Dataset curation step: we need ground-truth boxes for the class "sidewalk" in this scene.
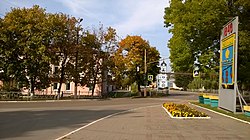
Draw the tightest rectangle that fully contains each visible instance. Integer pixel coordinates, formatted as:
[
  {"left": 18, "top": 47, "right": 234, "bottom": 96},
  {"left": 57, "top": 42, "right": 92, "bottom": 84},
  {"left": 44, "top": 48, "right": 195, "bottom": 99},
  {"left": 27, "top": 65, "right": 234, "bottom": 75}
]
[{"left": 61, "top": 102, "right": 250, "bottom": 140}]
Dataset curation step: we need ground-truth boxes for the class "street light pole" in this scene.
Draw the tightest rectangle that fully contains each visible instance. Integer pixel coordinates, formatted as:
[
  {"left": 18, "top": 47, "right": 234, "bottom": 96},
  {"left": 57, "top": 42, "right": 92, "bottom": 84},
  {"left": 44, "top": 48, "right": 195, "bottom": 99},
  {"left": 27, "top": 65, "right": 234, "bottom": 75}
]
[{"left": 144, "top": 49, "right": 147, "bottom": 97}]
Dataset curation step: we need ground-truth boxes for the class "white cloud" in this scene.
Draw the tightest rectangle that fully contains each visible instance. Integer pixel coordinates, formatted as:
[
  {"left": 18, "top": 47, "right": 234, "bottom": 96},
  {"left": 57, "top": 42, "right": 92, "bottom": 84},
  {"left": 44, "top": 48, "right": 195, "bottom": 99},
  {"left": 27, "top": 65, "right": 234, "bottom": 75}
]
[
  {"left": 57, "top": 0, "right": 100, "bottom": 19},
  {"left": 57, "top": 0, "right": 169, "bottom": 37},
  {"left": 113, "top": 0, "right": 169, "bottom": 37}
]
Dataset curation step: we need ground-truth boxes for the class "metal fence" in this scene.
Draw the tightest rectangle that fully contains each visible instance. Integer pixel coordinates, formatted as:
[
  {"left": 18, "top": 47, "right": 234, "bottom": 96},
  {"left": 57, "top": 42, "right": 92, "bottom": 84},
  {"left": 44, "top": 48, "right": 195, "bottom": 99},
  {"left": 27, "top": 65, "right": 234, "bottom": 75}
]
[{"left": 0, "top": 91, "right": 101, "bottom": 101}]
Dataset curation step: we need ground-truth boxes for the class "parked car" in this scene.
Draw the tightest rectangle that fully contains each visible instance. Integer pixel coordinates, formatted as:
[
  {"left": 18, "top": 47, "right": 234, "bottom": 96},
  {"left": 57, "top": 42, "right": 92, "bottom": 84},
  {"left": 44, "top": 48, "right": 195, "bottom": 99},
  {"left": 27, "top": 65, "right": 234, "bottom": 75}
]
[{"left": 170, "top": 83, "right": 184, "bottom": 91}]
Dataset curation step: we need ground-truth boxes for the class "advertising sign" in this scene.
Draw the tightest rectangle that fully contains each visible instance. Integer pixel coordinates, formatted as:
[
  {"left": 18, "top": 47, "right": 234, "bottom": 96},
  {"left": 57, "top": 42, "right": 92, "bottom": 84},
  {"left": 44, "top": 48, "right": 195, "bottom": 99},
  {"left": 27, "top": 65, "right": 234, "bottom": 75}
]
[
  {"left": 221, "top": 34, "right": 235, "bottom": 87},
  {"left": 219, "top": 17, "right": 238, "bottom": 113}
]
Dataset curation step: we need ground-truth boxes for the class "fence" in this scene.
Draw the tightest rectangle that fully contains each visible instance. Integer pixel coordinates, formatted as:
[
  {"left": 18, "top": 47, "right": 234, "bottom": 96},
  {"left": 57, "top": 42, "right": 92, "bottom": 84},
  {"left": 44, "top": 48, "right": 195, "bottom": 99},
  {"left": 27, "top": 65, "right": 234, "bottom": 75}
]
[{"left": 0, "top": 91, "right": 101, "bottom": 101}]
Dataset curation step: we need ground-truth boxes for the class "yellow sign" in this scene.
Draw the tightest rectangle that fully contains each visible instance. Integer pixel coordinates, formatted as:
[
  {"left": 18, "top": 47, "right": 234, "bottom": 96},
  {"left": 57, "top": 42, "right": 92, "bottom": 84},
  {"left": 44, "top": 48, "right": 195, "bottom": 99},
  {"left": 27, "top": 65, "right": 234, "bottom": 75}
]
[
  {"left": 222, "top": 34, "right": 235, "bottom": 49},
  {"left": 220, "top": 34, "right": 235, "bottom": 86}
]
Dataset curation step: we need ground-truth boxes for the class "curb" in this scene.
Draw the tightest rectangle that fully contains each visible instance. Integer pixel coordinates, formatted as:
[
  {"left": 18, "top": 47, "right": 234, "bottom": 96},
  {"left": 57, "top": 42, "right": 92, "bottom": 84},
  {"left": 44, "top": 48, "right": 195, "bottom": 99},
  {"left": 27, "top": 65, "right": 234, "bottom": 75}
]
[
  {"left": 189, "top": 102, "right": 250, "bottom": 125},
  {"left": 162, "top": 105, "right": 211, "bottom": 119}
]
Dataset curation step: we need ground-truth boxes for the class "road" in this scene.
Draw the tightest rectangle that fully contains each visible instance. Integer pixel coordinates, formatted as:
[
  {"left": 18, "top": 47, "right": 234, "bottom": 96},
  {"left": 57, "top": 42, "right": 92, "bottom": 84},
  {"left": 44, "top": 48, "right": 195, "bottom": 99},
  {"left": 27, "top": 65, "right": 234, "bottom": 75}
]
[
  {"left": 0, "top": 90, "right": 191, "bottom": 140},
  {"left": 1, "top": 91, "right": 249, "bottom": 140}
]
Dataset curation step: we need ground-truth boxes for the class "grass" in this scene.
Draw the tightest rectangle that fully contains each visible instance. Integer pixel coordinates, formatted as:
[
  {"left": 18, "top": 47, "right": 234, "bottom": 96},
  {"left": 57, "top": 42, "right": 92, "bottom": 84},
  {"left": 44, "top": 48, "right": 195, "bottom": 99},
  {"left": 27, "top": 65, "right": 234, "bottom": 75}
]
[{"left": 191, "top": 102, "right": 250, "bottom": 122}]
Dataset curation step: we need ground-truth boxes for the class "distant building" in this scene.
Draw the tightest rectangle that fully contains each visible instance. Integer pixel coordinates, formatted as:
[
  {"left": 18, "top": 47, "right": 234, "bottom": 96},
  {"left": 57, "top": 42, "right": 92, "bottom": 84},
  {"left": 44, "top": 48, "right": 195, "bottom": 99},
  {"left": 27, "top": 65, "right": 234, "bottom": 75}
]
[{"left": 159, "top": 61, "right": 167, "bottom": 73}]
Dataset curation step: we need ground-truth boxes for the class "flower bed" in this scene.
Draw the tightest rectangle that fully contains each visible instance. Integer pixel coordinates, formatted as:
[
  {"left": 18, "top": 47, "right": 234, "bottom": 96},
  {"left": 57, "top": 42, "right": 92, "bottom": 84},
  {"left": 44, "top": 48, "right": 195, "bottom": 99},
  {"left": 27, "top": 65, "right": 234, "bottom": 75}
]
[{"left": 162, "top": 102, "right": 210, "bottom": 119}]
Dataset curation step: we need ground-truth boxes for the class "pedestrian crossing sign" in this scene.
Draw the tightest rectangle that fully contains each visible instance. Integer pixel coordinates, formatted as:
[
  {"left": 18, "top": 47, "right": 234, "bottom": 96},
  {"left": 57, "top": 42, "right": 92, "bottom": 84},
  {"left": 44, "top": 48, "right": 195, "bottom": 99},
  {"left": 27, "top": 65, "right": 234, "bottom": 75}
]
[
  {"left": 193, "top": 70, "right": 200, "bottom": 77},
  {"left": 148, "top": 75, "right": 153, "bottom": 81}
]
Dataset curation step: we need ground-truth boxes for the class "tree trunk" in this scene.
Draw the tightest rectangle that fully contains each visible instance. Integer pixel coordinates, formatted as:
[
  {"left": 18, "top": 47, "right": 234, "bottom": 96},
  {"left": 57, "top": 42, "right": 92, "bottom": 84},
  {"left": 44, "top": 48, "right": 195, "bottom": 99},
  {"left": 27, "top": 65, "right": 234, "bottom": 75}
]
[
  {"left": 137, "top": 81, "right": 142, "bottom": 96},
  {"left": 74, "top": 51, "right": 78, "bottom": 99},
  {"left": 91, "top": 70, "right": 98, "bottom": 97},
  {"left": 58, "top": 56, "right": 67, "bottom": 100},
  {"left": 31, "top": 77, "right": 35, "bottom": 96}
]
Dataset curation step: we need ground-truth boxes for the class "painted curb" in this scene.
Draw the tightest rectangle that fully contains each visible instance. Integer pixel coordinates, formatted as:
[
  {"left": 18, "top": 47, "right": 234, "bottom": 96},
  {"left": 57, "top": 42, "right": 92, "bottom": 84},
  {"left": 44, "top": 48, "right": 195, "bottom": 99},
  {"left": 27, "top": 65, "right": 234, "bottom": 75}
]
[{"left": 189, "top": 102, "right": 250, "bottom": 125}]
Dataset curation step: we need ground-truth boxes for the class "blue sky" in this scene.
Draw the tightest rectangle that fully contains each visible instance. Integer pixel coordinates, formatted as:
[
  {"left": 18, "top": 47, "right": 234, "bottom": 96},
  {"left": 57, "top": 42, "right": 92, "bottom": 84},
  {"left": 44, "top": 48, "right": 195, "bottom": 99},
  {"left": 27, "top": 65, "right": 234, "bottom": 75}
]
[{"left": 0, "top": 0, "right": 172, "bottom": 70}]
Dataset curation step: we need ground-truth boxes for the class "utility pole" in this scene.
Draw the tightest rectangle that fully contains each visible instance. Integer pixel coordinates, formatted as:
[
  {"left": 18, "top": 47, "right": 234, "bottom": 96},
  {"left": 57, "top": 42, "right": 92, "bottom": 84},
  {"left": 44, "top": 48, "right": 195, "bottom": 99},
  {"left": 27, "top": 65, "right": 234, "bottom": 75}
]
[{"left": 144, "top": 49, "right": 147, "bottom": 97}]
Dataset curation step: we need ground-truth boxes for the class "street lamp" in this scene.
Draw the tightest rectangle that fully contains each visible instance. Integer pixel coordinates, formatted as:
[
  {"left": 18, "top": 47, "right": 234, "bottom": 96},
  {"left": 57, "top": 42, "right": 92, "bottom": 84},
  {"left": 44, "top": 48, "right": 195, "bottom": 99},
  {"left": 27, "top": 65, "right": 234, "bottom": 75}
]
[{"left": 144, "top": 49, "right": 147, "bottom": 97}]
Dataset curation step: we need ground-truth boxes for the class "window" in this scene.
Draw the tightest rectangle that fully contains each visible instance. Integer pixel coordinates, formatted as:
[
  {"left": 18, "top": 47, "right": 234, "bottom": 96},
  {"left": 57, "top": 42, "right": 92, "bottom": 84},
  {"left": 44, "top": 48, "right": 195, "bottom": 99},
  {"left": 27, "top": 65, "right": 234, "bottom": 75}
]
[
  {"left": 66, "top": 82, "right": 70, "bottom": 90},
  {"left": 53, "top": 83, "right": 58, "bottom": 90}
]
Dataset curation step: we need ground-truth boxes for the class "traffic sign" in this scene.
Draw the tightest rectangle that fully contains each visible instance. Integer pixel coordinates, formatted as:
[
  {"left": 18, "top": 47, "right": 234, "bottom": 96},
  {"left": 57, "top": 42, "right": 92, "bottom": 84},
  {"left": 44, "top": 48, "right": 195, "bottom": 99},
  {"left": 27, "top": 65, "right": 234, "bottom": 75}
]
[
  {"left": 148, "top": 75, "right": 153, "bottom": 81},
  {"left": 193, "top": 70, "right": 200, "bottom": 77}
]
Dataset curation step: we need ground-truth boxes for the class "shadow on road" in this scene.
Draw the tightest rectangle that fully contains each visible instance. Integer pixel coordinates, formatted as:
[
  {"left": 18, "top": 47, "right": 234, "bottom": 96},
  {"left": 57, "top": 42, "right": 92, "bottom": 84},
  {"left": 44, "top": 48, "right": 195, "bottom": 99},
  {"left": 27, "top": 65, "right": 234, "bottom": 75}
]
[{"left": 0, "top": 109, "right": 132, "bottom": 139}]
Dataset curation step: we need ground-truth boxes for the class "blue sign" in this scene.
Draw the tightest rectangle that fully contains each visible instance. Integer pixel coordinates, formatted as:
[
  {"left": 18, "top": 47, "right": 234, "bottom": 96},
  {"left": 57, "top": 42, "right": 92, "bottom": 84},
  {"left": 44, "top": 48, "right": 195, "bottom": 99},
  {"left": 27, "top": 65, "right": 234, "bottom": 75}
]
[{"left": 221, "top": 34, "right": 235, "bottom": 86}]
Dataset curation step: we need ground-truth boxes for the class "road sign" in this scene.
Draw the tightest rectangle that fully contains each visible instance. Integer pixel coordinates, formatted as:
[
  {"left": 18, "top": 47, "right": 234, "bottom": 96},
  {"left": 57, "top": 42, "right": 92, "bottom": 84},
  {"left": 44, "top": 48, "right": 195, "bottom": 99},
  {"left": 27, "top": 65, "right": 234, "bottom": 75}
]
[
  {"left": 193, "top": 70, "right": 200, "bottom": 77},
  {"left": 148, "top": 75, "right": 153, "bottom": 81}
]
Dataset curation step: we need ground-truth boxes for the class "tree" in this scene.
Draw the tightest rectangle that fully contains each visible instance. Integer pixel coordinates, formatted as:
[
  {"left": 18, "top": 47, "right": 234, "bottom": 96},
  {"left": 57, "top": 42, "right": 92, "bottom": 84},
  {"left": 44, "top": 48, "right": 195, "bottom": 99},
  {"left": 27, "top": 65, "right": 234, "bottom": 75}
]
[
  {"left": 80, "top": 25, "right": 119, "bottom": 97},
  {"left": 81, "top": 31, "right": 102, "bottom": 97},
  {"left": 0, "top": 5, "right": 51, "bottom": 93},
  {"left": 48, "top": 13, "right": 80, "bottom": 98},
  {"left": 113, "top": 35, "right": 160, "bottom": 95},
  {"left": 164, "top": 0, "right": 250, "bottom": 90}
]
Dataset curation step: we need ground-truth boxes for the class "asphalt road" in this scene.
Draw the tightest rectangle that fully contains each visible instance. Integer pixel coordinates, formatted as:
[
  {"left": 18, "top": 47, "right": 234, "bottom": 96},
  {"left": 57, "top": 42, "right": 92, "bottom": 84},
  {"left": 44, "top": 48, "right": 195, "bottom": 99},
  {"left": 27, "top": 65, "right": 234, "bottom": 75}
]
[{"left": 0, "top": 91, "right": 198, "bottom": 140}]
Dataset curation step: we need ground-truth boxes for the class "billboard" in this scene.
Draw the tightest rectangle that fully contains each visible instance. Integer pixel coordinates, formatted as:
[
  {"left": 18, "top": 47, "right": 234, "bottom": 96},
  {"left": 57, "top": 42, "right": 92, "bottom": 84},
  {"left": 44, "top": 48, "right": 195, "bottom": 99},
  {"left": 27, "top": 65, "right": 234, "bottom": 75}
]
[{"left": 219, "top": 17, "right": 238, "bottom": 112}]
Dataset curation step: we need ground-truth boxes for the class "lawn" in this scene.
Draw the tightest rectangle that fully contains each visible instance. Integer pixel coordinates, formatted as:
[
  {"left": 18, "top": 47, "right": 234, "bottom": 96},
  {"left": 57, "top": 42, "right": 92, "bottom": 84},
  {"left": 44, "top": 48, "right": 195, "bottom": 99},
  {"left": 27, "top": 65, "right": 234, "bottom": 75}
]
[{"left": 191, "top": 102, "right": 250, "bottom": 122}]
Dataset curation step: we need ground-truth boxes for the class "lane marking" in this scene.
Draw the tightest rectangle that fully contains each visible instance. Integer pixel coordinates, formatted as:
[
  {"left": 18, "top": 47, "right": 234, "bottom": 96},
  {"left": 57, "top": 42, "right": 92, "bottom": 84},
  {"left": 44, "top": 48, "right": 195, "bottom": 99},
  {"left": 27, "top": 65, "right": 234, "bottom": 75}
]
[
  {"left": 55, "top": 104, "right": 160, "bottom": 140},
  {"left": 190, "top": 103, "right": 250, "bottom": 125}
]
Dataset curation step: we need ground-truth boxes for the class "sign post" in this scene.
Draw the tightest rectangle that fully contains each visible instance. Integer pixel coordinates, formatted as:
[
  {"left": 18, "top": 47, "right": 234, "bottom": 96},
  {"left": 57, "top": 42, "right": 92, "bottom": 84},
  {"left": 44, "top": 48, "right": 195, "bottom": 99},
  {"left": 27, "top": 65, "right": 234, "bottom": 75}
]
[{"left": 219, "top": 17, "right": 238, "bottom": 113}]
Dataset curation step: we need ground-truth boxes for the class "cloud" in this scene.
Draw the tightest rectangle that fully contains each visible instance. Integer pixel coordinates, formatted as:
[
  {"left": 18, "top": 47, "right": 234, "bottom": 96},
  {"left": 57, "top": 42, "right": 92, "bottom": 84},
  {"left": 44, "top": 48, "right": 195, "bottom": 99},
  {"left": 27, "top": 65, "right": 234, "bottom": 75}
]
[
  {"left": 57, "top": 0, "right": 169, "bottom": 37},
  {"left": 57, "top": 0, "right": 101, "bottom": 19},
  {"left": 112, "top": 0, "right": 169, "bottom": 37}
]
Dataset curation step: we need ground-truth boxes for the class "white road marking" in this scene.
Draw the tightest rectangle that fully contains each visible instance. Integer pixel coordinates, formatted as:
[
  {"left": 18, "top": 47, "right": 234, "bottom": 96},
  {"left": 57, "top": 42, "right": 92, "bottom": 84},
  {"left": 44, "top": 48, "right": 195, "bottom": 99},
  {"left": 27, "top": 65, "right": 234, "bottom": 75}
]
[
  {"left": 190, "top": 103, "right": 250, "bottom": 125},
  {"left": 55, "top": 104, "right": 160, "bottom": 140}
]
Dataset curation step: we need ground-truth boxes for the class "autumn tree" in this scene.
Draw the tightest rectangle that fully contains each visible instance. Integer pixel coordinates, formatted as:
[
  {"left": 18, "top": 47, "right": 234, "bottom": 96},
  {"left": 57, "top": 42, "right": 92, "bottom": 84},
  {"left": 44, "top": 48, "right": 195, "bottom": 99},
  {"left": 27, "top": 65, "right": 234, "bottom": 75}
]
[
  {"left": 113, "top": 36, "right": 160, "bottom": 95},
  {"left": 48, "top": 13, "right": 81, "bottom": 99},
  {"left": 80, "top": 31, "right": 102, "bottom": 96},
  {"left": 79, "top": 25, "right": 118, "bottom": 97}
]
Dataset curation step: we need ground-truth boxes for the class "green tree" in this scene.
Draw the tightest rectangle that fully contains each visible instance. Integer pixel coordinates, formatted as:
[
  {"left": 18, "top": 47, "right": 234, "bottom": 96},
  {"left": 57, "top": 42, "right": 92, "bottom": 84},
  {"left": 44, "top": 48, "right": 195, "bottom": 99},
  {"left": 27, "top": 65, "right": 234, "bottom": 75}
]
[
  {"left": 164, "top": 0, "right": 250, "bottom": 90},
  {"left": 0, "top": 5, "right": 51, "bottom": 93},
  {"left": 81, "top": 31, "right": 102, "bottom": 96},
  {"left": 48, "top": 13, "right": 80, "bottom": 98}
]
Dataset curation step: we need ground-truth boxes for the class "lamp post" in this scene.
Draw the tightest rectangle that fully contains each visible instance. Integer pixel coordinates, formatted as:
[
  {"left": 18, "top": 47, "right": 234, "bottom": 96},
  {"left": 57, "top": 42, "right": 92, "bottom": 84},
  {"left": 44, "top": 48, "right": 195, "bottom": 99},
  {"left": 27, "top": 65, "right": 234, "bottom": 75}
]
[
  {"left": 74, "top": 18, "right": 83, "bottom": 99},
  {"left": 144, "top": 49, "right": 147, "bottom": 97}
]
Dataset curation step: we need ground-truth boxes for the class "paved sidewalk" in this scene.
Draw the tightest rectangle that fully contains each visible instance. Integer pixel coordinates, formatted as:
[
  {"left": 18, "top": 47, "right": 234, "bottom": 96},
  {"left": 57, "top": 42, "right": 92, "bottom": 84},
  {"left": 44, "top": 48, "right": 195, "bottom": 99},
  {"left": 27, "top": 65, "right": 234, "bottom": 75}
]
[{"left": 62, "top": 102, "right": 250, "bottom": 140}]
